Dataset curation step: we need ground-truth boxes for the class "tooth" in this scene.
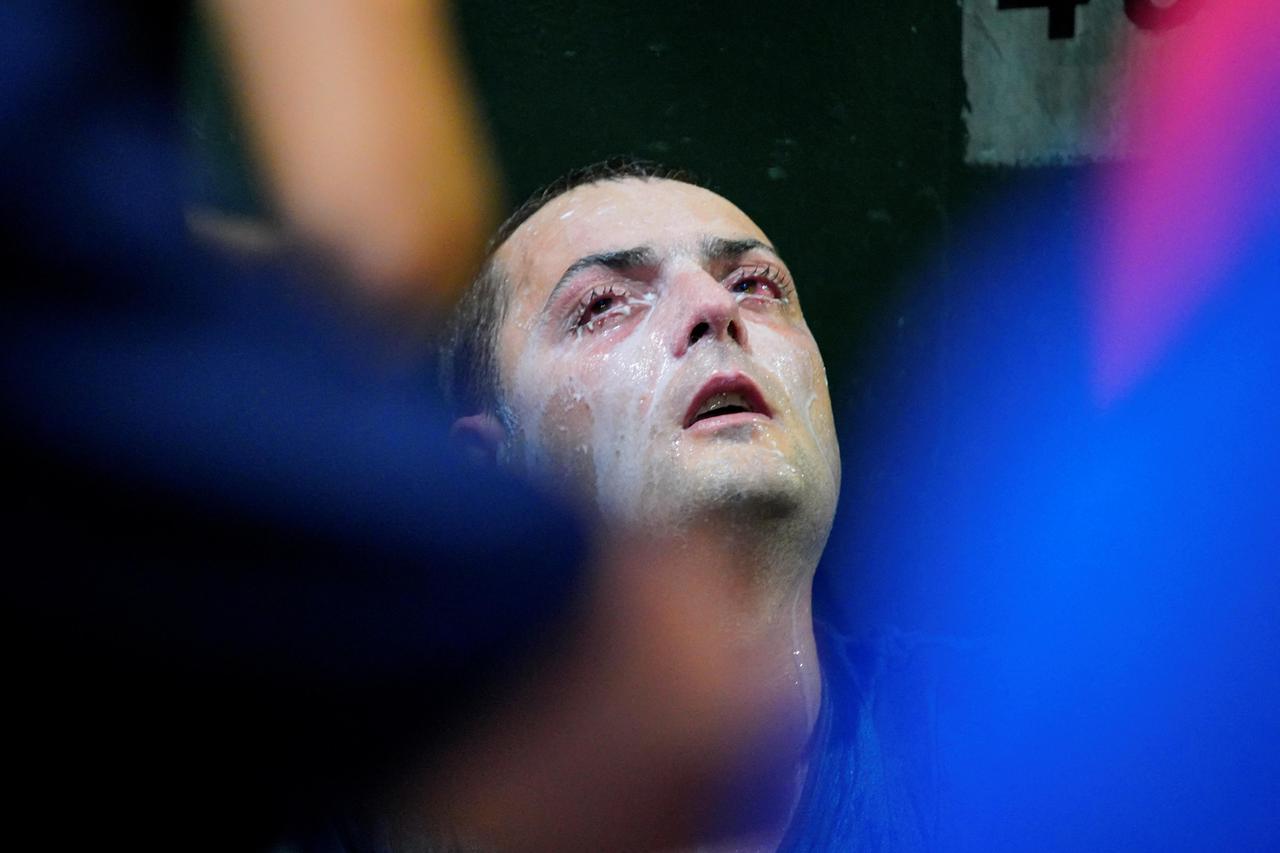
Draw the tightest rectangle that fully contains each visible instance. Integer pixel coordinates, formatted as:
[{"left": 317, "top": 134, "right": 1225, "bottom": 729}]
[
  {"left": 698, "top": 391, "right": 749, "bottom": 417},
  {"left": 698, "top": 393, "right": 725, "bottom": 415}
]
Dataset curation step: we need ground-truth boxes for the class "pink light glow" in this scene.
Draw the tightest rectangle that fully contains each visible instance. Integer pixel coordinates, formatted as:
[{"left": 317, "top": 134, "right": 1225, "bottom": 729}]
[{"left": 1093, "top": 1, "right": 1279, "bottom": 406}]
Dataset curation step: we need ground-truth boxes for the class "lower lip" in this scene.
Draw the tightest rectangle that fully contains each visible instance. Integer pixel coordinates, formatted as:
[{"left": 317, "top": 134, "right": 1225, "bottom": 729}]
[{"left": 684, "top": 412, "right": 771, "bottom": 433}]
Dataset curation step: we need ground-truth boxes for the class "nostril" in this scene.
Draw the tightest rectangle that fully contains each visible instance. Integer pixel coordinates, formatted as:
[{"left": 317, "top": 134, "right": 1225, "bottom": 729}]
[
  {"left": 688, "top": 321, "right": 710, "bottom": 347},
  {"left": 727, "top": 320, "right": 740, "bottom": 344}
]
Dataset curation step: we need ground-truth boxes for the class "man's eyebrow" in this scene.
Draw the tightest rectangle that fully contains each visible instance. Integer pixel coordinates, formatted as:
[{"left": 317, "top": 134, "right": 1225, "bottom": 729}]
[
  {"left": 542, "top": 245, "right": 657, "bottom": 313},
  {"left": 700, "top": 235, "right": 782, "bottom": 265}
]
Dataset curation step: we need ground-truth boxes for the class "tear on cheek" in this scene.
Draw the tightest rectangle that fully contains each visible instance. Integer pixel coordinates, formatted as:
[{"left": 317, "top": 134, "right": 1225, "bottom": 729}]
[
  {"left": 541, "top": 383, "right": 594, "bottom": 430},
  {"left": 531, "top": 384, "right": 599, "bottom": 497}
]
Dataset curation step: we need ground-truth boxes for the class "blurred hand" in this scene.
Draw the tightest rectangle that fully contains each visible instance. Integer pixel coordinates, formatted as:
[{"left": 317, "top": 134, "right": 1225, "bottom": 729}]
[
  {"left": 207, "top": 0, "right": 502, "bottom": 312},
  {"left": 397, "top": 530, "right": 812, "bottom": 853}
]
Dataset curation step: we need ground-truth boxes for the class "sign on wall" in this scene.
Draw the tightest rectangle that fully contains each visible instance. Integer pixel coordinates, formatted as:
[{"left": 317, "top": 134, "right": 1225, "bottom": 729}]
[{"left": 963, "top": 0, "right": 1204, "bottom": 165}]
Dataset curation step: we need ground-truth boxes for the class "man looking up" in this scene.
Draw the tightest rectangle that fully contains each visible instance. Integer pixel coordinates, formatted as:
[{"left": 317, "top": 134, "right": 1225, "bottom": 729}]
[{"left": 437, "top": 160, "right": 856, "bottom": 850}]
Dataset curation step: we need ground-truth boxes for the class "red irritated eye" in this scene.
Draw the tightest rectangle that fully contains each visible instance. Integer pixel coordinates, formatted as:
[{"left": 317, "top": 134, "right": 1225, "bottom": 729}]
[
  {"left": 726, "top": 264, "right": 791, "bottom": 303},
  {"left": 572, "top": 286, "right": 631, "bottom": 333},
  {"left": 730, "top": 278, "right": 778, "bottom": 298},
  {"left": 586, "top": 294, "right": 616, "bottom": 317}
]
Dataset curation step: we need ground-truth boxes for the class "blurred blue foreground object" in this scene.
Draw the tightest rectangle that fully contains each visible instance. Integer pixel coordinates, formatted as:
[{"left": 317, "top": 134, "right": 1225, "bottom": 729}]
[
  {"left": 817, "top": 3, "right": 1279, "bottom": 849},
  {"left": 1, "top": 3, "right": 583, "bottom": 849}
]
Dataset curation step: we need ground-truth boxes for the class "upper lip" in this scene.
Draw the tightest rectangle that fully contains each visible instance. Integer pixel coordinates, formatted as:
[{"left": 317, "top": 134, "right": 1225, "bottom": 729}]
[{"left": 683, "top": 372, "right": 772, "bottom": 428}]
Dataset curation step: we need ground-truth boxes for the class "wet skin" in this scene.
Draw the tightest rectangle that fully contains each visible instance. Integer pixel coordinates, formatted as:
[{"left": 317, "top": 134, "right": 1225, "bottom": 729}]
[
  {"left": 444, "top": 177, "right": 844, "bottom": 851},
  {"left": 494, "top": 178, "right": 840, "bottom": 550}
]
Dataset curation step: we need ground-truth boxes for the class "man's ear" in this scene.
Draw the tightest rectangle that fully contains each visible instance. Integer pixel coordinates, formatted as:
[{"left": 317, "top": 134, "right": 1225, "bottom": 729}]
[{"left": 450, "top": 413, "right": 507, "bottom": 466}]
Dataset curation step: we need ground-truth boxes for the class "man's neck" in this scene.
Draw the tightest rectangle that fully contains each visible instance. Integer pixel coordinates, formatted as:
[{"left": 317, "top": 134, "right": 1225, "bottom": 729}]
[
  {"left": 691, "top": 515, "right": 824, "bottom": 735},
  {"left": 677, "top": 518, "right": 824, "bottom": 852}
]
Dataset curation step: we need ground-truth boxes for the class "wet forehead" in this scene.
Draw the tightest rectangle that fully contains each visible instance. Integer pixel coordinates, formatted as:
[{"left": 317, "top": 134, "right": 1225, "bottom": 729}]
[{"left": 498, "top": 178, "right": 772, "bottom": 324}]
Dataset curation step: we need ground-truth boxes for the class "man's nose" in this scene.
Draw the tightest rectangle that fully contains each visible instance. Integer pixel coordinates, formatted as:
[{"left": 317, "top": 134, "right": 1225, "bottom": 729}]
[{"left": 672, "top": 272, "right": 749, "bottom": 358}]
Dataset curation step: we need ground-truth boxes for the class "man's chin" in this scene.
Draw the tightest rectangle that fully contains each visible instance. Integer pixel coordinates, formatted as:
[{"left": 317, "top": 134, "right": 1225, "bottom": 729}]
[
  {"left": 653, "top": 464, "right": 811, "bottom": 525},
  {"left": 590, "top": 440, "right": 835, "bottom": 539}
]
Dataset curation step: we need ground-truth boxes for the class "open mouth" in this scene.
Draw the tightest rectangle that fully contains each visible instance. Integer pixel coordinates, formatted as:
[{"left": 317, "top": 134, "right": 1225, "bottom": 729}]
[{"left": 683, "top": 373, "right": 772, "bottom": 429}]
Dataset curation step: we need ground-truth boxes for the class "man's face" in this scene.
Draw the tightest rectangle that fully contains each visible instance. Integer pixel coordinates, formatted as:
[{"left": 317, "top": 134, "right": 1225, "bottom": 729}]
[{"left": 494, "top": 178, "right": 840, "bottom": 537}]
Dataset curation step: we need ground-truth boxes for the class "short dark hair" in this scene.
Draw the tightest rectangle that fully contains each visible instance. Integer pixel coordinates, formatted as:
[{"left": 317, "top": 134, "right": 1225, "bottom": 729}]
[{"left": 439, "top": 157, "right": 700, "bottom": 417}]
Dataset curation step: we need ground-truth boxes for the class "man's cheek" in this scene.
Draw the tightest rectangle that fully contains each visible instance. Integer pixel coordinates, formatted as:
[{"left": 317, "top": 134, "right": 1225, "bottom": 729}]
[
  {"left": 532, "top": 383, "right": 599, "bottom": 502},
  {"left": 750, "top": 326, "right": 818, "bottom": 402},
  {"left": 751, "top": 326, "right": 841, "bottom": 475},
  {"left": 584, "top": 343, "right": 668, "bottom": 423}
]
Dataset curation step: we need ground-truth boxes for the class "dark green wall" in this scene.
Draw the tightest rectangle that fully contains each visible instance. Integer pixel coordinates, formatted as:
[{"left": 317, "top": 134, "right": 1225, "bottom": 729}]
[
  {"left": 453, "top": 1, "right": 975, "bottom": 401},
  {"left": 185, "top": 1, "right": 1039, "bottom": 401},
  {"left": 185, "top": 3, "right": 1099, "bottom": 631}
]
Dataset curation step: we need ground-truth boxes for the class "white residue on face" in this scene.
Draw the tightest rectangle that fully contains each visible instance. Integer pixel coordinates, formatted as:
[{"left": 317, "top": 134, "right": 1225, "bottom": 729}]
[
  {"left": 509, "top": 276, "right": 839, "bottom": 532},
  {"left": 497, "top": 177, "right": 840, "bottom": 536},
  {"left": 744, "top": 321, "right": 841, "bottom": 501},
  {"left": 506, "top": 286, "right": 663, "bottom": 517}
]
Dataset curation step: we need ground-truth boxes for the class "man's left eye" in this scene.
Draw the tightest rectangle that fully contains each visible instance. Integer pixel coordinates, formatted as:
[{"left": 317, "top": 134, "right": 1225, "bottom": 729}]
[
  {"left": 730, "top": 278, "right": 774, "bottom": 297},
  {"left": 728, "top": 272, "right": 786, "bottom": 301}
]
